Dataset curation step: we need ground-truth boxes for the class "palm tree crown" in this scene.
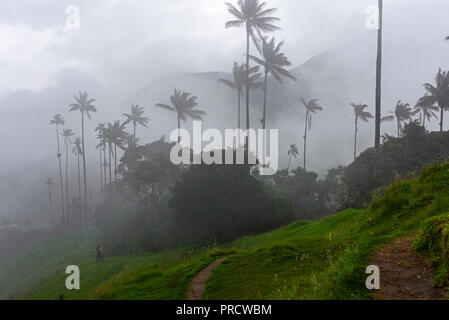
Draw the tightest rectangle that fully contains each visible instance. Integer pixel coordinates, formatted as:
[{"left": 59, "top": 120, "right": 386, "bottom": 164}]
[
  {"left": 50, "top": 114, "right": 65, "bottom": 127},
  {"left": 62, "top": 128, "right": 75, "bottom": 141},
  {"left": 287, "top": 144, "right": 299, "bottom": 172},
  {"left": 250, "top": 37, "right": 296, "bottom": 83},
  {"left": 123, "top": 104, "right": 150, "bottom": 130},
  {"left": 218, "top": 63, "right": 262, "bottom": 92},
  {"left": 351, "top": 104, "right": 373, "bottom": 122},
  {"left": 225, "top": 0, "right": 280, "bottom": 133},
  {"left": 414, "top": 94, "right": 439, "bottom": 128},
  {"left": 351, "top": 103, "right": 373, "bottom": 160},
  {"left": 250, "top": 36, "right": 296, "bottom": 129},
  {"left": 394, "top": 100, "right": 416, "bottom": 137},
  {"left": 156, "top": 89, "right": 206, "bottom": 142},
  {"left": 300, "top": 97, "right": 322, "bottom": 170},
  {"left": 218, "top": 62, "right": 262, "bottom": 128},
  {"left": 423, "top": 69, "right": 449, "bottom": 132},
  {"left": 301, "top": 98, "right": 323, "bottom": 130},
  {"left": 69, "top": 91, "right": 97, "bottom": 118},
  {"left": 225, "top": 0, "right": 280, "bottom": 36},
  {"left": 156, "top": 89, "right": 206, "bottom": 122}
]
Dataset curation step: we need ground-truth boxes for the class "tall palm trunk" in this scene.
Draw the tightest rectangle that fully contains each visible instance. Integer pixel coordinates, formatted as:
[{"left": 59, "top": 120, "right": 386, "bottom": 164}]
[
  {"left": 65, "top": 137, "right": 70, "bottom": 230},
  {"left": 177, "top": 114, "right": 181, "bottom": 143},
  {"left": 262, "top": 67, "right": 269, "bottom": 130},
  {"left": 245, "top": 25, "right": 251, "bottom": 132},
  {"left": 303, "top": 110, "right": 309, "bottom": 170},
  {"left": 103, "top": 139, "right": 107, "bottom": 195},
  {"left": 133, "top": 122, "right": 137, "bottom": 148},
  {"left": 261, "top": 68, "right": 269, "bottom": 167},
  {"left": 98, "top": 133, "right": 103, "bottom": 203},
  {"left": 114, "top": 143, "right": 118, "bottom": 184},
  {"left": 237, "top": 88, "right": 242, "bottom": 129},
  {"left": 81, "top": 111, "right": 88, "bottom": 232},
  {"left": 77, "top": 151, "right": 82, "bottom": 232},
  {"left": 421, "top": 111, "right": 425, "bottom": 129},
  {"left": 287, "top": 153, "right": 293, "bottom": 172},
  {"left": 375, "top": 0, "right": 383, "bottom": 148},
  {"left": 354, "top": 117, "right": 358, "bottom": 161},
  {"left": 440, "top": 107, "right": 444, "bottom": 132},
  {"left": 56, "top": 124, "right": 66, "bottom": 230},
  {"left": 397, "top": 119, "right": 401, "bottom": 138},
  {"left": 108, "top": 142, "right": 113, "bottom": 190}
]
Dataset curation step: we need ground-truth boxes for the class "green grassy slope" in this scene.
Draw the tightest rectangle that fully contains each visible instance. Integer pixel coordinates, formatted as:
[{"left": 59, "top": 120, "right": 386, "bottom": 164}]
[{"left": 3, "top": 163, "right": 449, "bottom": 300}]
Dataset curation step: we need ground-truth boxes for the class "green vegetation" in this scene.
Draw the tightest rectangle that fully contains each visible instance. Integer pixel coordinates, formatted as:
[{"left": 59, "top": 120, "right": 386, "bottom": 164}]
[
  {"left": 3, "top": 163, "right": 449, "bottom": 300},
  {"left": 415, "top": 213, "right": 449, "bottom": 287}
]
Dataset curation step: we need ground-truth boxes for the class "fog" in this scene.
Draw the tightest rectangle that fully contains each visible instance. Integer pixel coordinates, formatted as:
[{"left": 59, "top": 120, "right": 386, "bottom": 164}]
[{"left": 0, "top": 0, "right": 448, "bottom": 219}]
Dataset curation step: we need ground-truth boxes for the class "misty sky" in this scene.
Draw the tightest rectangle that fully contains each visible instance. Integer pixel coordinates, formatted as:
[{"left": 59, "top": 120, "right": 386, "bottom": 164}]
[{"left": 1, "top": 0, "right": 448, "bottom": 176}]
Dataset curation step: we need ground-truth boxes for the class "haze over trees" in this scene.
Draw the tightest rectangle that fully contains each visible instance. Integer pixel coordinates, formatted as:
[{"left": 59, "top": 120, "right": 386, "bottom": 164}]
[{"left": 3, "top": 0, "right": 447, "bottom": 263}]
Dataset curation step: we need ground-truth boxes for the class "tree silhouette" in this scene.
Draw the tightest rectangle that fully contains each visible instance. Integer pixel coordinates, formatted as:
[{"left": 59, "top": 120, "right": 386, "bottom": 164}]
[
  {"left": 250, "top": 36, "right": 296, "bottom": 130},
  {"left": 423, "top": 69, "right": 449, "bottom": 132},
  {"left": 394, "top": 100, "right": 416, "bottom": 137},
  {"left": 45, "top": 178, "right": 54, "bottom": 224},
  {"left": 300, "top": 98, "right": 322, "bottom": 170},
  {"left": 72, "top": 137, "right": 83, "bottom": 231},
  {"left": 62, "top": 128, "right": 75, "bottom": 228},
  {"left": 123, "top": 104, "right": 150, "bottom": 148},
  {"left": 218, "top": 62, "right": 262, "bottom": 129},
  {"left": 104, "top": 121, "right": 128, "bottom": 184},
  {"left": 414, "top": 94, "right": 439, "bottom": 129},
  {"left": 95, "top": 123, "right": 106, "bottom": 201},
  {"left": 287, "top": 144, "right": 299, "bottom": 172},
  {"left": 50, "top": 114, "right": 66, "bottom": 229},
  {"left": 351, "top": 103, "right": 373, "bottom": 160},
  {"left": 375, "top": 0, "right": 383, "bottom": 148},
  {"left": 156, "top": 89, "right": 206, "bottom": 142},
  {"left": 225, "top": 0, "right": 280, "bottom": 133},
  {"left": 69, "top": 91, "right": 97, "bottom": 232}
]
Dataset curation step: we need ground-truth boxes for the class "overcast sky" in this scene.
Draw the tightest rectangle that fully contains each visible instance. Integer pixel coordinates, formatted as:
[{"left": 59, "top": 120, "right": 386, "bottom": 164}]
[
  {"left": 0, "top": 0, "right": 445, "bottom": 92},
  {"left": 0, "top": 0, "right": 448, "bottom": 175}
]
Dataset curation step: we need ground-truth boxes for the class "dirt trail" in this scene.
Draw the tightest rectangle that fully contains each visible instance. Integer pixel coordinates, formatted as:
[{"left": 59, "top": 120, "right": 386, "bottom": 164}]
[
  {"left": 187, "top": 258, "right": 225, "bottom": 300},
  {"left": 371, "top": 237, "right": 445, "bottom": 300}
]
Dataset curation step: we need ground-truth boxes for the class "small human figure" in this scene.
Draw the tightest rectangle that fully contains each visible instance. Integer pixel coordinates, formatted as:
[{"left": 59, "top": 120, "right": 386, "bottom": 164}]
[{"left": 96, "top": 244, "right": 104, "bottom": 262}]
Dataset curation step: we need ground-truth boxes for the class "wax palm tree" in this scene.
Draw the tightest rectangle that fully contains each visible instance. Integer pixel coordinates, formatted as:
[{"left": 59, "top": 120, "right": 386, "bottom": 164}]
[
  {"left": 50, "top": 114, "right": 66, "bottom": 229},
  {"left": 249, "top": 36, "right": 296, "bottom": 129},
  {"left": 393, "top": 100, "right": 416, "bottom": 137},
  {"left": 414, "top": 95, "right": 439, "bottom": 129},
  {"left": 123, "top": 104, "right": 150, "bottom": 147},
  {"left": 300, "top": 98, "right": 323, "bottom": 170},
  {"left": 104, "top": 121, "right": 128, "bottom": 184},
  {"left": 95, "top": 123, "right": 106, "bottom": 201},
  {"left": 218, "top": 62, "right": 262, "bottom": 129},
  {"left": 351, "top": 104, "right": 374, "bottom": 160},
  {"left": 72, "top": 137, "right": 83, "bottom": 231},
  {"left": 156, "top": 89, "right": 206, "bottom": 142},
  {"left": 423, "top": 69, "right": 449, "bottom": 132},
  {"left": 225, "top": 0, "right": 280, "bottom": 132},
  {"left": 375, "top": 0, "right": 384, "bottom": 148},
  {"left": 102, "top": 124, "right": 114, "bottom": 189},
  {"left": 287, "top": 144, "right": 299, "bottom": 172},
  {"left": 62, "top": 128, "right": 75, "bottom": 227},
  {"left": 69, "top": 91, "right": 97, "bottom": 232},
  {"left": 45, "top": 178, "right": 54, "bottom": 224}
]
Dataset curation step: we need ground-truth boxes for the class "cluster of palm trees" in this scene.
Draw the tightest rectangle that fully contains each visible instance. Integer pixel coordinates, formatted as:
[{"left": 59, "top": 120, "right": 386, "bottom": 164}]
[
  {"left": 48, "top": 93, "right": 153, "bottom": 230},
  {"left": 347, "top": 67, "right": 449, "bottom": 164},
  {"left": 44, "top": 1, "right": 449, "bottom": 228}
]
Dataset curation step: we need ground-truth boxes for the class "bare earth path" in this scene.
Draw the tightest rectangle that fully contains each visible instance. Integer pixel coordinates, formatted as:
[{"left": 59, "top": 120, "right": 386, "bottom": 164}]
[
  {"left": 371, "top": 237, "right": 445, "bottom": 300},
  {"left": 187, "top": 258, "right": 225, "bottom": 300}
]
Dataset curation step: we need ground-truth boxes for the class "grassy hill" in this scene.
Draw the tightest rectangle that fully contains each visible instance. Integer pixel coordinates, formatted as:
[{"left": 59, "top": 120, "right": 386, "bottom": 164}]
[{"left": 2, "top": 163, "right": 449, "bottom": 300}]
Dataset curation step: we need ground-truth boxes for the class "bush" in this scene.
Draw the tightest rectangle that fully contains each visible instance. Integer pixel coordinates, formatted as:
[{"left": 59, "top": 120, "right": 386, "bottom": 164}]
[{"left": 415, "top": 213, "right": 449, "bottom": 286}]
